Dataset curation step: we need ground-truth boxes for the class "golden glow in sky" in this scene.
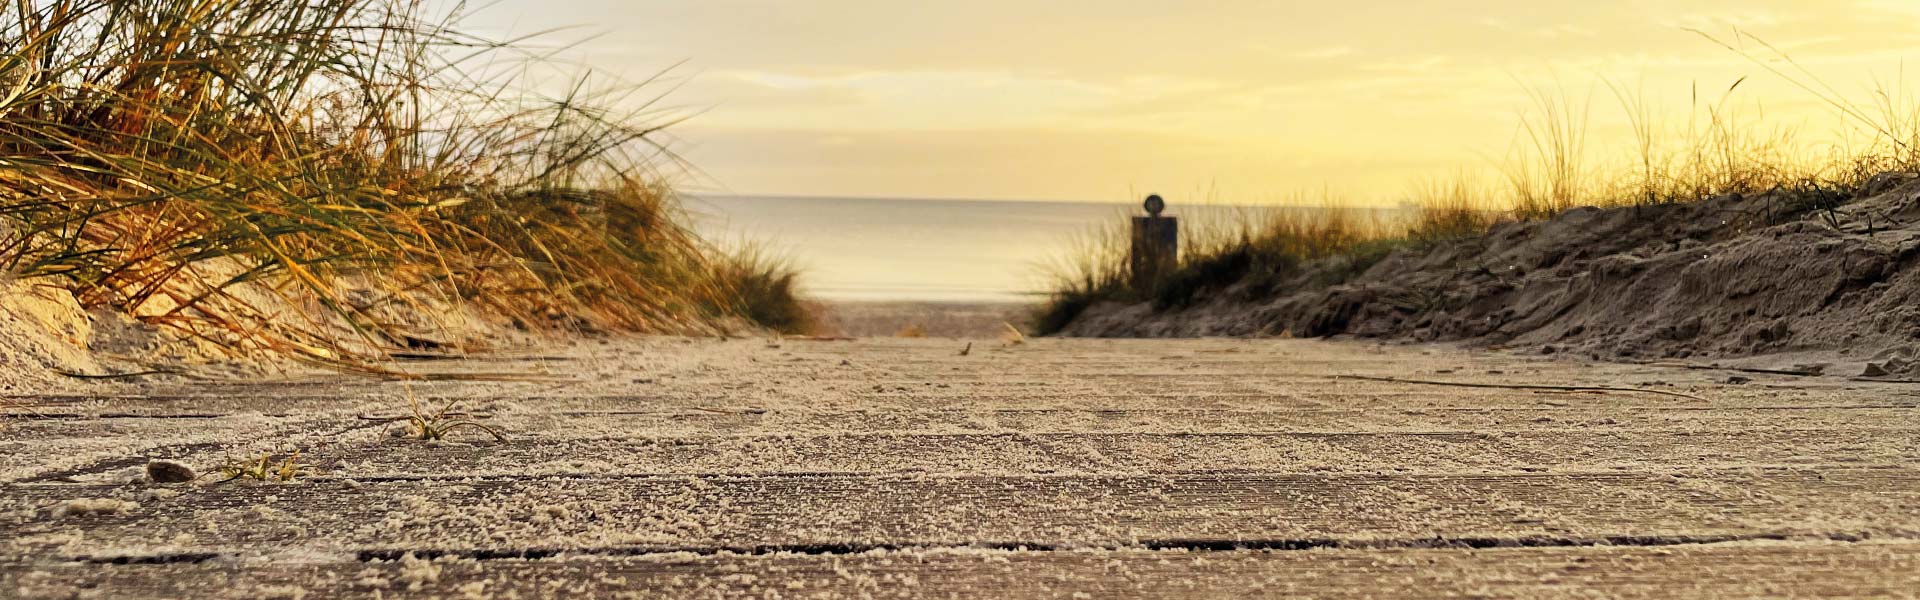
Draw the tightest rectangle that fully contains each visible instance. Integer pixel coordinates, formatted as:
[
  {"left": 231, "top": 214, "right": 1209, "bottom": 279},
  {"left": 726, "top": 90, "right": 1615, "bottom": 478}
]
[{"left": 469, "top": 0, "right": 1920, "bottom": 204}]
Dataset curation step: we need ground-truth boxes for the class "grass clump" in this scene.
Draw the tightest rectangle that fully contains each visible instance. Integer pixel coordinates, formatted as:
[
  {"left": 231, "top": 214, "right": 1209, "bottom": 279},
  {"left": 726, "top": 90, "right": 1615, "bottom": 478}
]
[
  {"left": 708, "top": 245, "right": 814, "bottom": 335},
  {"left": 215, "top": 451, "right": 319, "bottom": 483},
  {"left": 402, "top": 410, "right": 506, "bottom": 443},
  {"left": 1036, "top": 197, "right": 1496, "bottom": 333},
  {"left": 369, "top": 393, "right": 506, "bottom": 443},
  {"left": 1032, "top": 217, "right": 1131, "bottom": 334},
  {"left": 1153, "top": 205, "right": 1398, "bottom": 309},
  {"left": 0, "top": 0, "right": 804, "bottom": 366}
]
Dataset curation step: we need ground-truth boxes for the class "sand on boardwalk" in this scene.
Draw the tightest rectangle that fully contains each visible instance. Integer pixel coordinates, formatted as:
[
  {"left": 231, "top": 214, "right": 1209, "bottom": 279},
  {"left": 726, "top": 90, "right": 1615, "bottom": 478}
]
[
  {"left": 2, "top": 334, "right": 1916, "bottom": 597},
  {"left": 808, "top": 300, "right": 1036, "bottom": 338}
]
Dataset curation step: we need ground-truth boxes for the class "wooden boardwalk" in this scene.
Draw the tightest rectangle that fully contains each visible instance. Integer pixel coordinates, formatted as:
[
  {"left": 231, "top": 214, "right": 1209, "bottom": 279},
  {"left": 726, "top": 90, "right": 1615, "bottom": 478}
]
[{"left": 3, "top": 337, "right": 1917, "bottom": 598}]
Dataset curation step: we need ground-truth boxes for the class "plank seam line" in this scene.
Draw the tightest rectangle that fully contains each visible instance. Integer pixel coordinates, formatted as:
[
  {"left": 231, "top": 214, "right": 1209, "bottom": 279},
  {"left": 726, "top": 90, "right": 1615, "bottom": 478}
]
[
  {"left": 14, "top": 466, "right": 1916, "bottom": 486},
  {"left": 53, "top": 531, "right": 1890, "bottom": 566},
  {"left": 347, "top": 531, "right": 1885, "bottom": 561},
  {"left": 357, "top": 532, "right": 1889, "bottom": 562}
]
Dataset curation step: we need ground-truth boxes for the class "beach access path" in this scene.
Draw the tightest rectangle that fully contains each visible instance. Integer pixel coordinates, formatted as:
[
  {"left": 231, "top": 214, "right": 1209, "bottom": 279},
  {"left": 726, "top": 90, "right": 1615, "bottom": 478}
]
[{"left": 3, "top": 336, "right": 1917, "bottom": 597}]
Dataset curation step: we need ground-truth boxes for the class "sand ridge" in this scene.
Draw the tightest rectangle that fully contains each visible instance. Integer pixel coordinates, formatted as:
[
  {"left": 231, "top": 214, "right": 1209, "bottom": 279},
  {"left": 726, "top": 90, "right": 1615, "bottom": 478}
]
[{"left": 1065, "top": 173, "right": 1920, "bottom": 378}]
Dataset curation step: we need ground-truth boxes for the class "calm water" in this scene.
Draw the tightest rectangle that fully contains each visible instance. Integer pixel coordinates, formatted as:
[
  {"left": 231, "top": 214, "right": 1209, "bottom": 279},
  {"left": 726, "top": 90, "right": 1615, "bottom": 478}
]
[
  {"left": 688, "top": 195, "right": 1127, "bottom": 302},
  {"left": 687, "top": 195, "right": 1403, "bottom": 303}
]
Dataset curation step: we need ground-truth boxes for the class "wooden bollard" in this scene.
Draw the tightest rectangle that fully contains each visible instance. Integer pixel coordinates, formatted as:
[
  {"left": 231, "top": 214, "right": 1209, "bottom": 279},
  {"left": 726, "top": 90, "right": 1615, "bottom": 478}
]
[{"left": 1130, "top": 194, "right": 1178, "bottom": 292}]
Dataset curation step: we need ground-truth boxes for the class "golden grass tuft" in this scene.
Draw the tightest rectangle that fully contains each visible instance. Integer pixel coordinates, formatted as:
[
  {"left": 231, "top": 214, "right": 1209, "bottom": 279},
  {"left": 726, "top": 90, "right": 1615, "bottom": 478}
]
[
  {"left": 1035, "top": 193, "right": 1498, "bottom": 332},
  {"left": 709, "top": 243, "right": 815, "bottom": 335},
  {"left": 0, "top": 0, "right": 804, "bottom": 366}
]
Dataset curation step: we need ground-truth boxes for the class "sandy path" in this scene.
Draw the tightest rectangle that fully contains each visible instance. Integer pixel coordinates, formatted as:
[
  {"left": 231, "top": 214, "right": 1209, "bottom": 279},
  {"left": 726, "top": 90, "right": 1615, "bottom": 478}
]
[{"left": 2, "top": 337, "right": 1917, "bottom": 598}]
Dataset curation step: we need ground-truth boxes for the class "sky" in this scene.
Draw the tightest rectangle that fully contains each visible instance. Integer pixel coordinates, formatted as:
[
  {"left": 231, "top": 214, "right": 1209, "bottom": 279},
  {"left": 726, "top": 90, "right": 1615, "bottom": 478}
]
[{"left": 460, "top": 0, "right": 1920, "bottom": 204}]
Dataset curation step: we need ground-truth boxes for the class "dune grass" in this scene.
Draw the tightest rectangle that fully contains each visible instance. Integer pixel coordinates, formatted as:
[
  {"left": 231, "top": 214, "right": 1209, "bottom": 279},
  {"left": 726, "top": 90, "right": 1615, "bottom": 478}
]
[
  {"left": 711, "top": 244, "right": 815, "bottom": 335},
  {"left": 1034, "top": 196, "right": 1494, "bottom": 333},
  {"left": 1036, "top": 35, "right": 1920, "bottom": 334},
  {"left": 0, "top": 0, "right": 806, "bottom": 366}
]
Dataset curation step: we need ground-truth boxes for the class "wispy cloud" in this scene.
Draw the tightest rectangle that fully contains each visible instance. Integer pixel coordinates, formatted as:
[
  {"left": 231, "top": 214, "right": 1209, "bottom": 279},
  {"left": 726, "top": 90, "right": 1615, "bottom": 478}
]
[
  {"left": 1361, "top": 55, "right": 1452, "bottom": 73},
  {"left": 701, "top": 69, "right": 1123, "bottom": 130},
  {"left": 471, "top": 0, "right": 1920, "bottom": 200},
  {"left": 1530, "top": 24, "right": 1597, "bottom": 39},
  {"left": 1658, "top": 10, "right": 1793, "bottom": 32},
  {"left": 1857, "top": 0, "right": 1920, "bottom": 17},
  {"left": 1290, "top": 45, "right": 1357, "bottom": 60}
]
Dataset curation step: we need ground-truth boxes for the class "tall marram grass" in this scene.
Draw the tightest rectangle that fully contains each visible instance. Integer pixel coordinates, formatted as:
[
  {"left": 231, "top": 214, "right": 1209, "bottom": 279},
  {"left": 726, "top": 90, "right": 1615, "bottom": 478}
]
[
  {"left": 0, "top": 0, "right": 804, "bottom": 365},
  {"left": 1037, "top": 33, "right": 1920, "bottom": 334},
  {"left": 1035, "top": 196, "right": 1495, "bottom": 333}
]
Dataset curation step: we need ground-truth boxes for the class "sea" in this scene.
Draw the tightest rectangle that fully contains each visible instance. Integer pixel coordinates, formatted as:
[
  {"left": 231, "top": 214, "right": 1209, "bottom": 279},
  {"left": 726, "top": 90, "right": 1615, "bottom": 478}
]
[{"left": 686, "top": 195, "right": 1404, "bottom": 303}]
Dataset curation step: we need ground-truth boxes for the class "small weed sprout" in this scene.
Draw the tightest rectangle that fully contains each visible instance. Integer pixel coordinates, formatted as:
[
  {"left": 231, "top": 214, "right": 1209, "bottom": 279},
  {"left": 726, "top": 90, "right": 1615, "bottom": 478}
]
[
  {"left": 401, "top": 394, "right": 507, "bottom": 443},
  {"left": 215, "top": 450, "right": 319, "bottom": 483}
]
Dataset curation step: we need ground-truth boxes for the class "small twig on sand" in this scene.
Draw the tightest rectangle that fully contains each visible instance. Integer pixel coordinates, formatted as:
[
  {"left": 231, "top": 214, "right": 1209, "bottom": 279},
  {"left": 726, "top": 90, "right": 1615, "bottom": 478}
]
[
  {"left": 691, "top": 406, "right": 769, "bottom": 415},
  {"left": 1335, "top": 375, "right": 1707, "bottom": 401},
  {"left": 0, "top": 397, "right": 46, "bottom": 418},
  {"left": 1634, "top": 362, "right": 1822, "bottom": 377},
  {"left": 388, "top": 352, "right": 468, "bottom": 361},
  {"left": 57, "top": 369, "right": 183, "bottom": 380},
  {"left": 358, "top": 412, "right": 492, "bottom": 422},
  {"left": 379, "top": 372, "right": 573, "bottom": 382}
]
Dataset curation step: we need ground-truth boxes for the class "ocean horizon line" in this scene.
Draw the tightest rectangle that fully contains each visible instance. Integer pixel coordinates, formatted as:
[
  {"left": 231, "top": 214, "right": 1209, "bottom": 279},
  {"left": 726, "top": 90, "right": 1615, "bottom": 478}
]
[{"left": 687, "top": 192, "right": 1415, "bottom": 211}]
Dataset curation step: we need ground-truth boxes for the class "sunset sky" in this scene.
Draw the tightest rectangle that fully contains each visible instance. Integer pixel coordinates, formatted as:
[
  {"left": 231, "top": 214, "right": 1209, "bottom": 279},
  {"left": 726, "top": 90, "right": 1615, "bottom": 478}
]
[{"left": 468, "top": 1, "right": 1920, "bottom": 204}]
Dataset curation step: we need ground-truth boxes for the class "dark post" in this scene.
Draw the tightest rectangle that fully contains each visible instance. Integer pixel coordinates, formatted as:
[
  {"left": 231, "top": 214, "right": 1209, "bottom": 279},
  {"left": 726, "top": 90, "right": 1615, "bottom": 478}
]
[{"left": 1130, "top": 194, "right": 1178, "bottom": 292}]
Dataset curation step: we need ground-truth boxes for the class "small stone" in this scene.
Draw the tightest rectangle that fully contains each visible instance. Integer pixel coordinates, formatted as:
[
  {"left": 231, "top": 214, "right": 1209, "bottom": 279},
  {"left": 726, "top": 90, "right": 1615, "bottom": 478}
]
[
  {"left": 145, "top": 460, "right": 197, "bottom": 483},
  {"left": 1725, "top": 376, "right": 1753, "bottom": 385},
  {"left": 1861, "top": 362, "right": 1890, "bottom": 378}
]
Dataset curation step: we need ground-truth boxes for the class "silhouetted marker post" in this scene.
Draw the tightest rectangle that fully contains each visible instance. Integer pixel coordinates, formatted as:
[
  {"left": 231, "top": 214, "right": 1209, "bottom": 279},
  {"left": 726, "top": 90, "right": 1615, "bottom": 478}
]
[{"left": 1130, "top": 194, "right": 1178, "bottom": 292}]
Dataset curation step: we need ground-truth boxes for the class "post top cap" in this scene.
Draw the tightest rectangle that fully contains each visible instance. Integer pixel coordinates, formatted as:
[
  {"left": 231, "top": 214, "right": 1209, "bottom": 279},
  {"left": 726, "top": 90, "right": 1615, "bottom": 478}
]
[{"left": 1143, "top": 194, "right": 1166, "bottom": 216}]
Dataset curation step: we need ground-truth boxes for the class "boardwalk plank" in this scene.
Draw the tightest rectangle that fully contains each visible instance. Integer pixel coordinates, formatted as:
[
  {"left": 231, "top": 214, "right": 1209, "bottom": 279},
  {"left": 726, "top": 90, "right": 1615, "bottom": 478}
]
[
  {"left": 4, "top": 337, "right": 1917, "bottom": 596},
  {"left": 4, "top": 470, "right": 1915, "bottom": 559},
  {"left": 4, "top": 542, "right": 1916, "bottom": 599}
]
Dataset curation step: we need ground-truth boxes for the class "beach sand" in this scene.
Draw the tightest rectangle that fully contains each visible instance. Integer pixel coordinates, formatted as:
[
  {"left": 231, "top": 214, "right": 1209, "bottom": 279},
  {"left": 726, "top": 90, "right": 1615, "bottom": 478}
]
[{"left": 808, "top": 299, "right": 1037, "bottom": 338}]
